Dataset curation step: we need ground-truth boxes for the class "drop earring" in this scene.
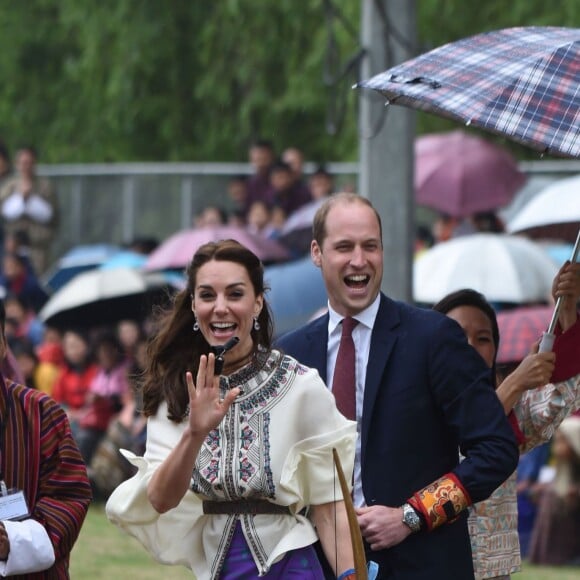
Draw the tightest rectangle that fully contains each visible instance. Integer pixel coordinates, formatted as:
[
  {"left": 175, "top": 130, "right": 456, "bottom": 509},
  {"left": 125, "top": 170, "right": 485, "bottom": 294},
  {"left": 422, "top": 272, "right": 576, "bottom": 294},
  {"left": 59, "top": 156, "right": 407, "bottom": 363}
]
[
  {"left": 193, "top": 319, "right": 200, "bottom": 332},
  {"left": 253, "top": 317, "right": 260, "bottom": 331}
]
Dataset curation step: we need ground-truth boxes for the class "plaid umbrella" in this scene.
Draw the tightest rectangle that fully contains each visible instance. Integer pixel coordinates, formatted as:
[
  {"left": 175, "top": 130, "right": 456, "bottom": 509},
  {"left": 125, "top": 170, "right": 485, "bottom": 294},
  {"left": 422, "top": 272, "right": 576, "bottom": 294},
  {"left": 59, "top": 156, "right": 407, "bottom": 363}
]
[
  {"left": 497, "top": 305, "right": 553, "bottom": 363},
  {"left": 358, "top": 27, "right": 580, "bottom": 158}
]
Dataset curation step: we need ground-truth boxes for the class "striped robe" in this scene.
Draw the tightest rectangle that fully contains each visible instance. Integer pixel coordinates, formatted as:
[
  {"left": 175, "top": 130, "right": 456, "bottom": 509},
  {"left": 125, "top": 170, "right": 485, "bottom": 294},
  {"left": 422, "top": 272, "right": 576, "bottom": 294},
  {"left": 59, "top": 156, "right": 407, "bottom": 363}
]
[{"left": 0, "top": 375, "right": 92, "bottom": 579}]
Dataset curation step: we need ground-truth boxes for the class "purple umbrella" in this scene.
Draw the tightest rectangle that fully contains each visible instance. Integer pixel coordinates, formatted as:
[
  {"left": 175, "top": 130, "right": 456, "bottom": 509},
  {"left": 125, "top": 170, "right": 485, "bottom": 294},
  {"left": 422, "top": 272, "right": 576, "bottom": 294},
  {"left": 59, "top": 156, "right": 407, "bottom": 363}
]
[
  {"left": 358, "top": 27, "right": 580, "bottom": 158},
  {"left": 144, "top": 226, "right": 290, "bottom": 271},
  {"left": 415, "top": 130, "right": 526, "bottom": 218}
]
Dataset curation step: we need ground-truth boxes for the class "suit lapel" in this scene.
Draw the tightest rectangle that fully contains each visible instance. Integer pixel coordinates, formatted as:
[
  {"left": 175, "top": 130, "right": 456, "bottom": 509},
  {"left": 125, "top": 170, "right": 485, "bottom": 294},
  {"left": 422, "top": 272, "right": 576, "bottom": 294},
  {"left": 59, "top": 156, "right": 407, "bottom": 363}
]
[
  {"left": 361, "top": 294, "right": 400, "bottom": 453},
  {"left": 303, "top": 315, "right": 330, "bottom": 384}
]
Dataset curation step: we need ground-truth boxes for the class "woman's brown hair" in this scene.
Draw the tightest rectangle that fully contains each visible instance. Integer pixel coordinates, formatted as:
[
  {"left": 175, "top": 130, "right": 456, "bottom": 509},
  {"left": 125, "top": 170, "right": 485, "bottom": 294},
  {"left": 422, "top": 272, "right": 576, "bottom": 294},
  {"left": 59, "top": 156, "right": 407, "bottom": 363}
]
[{"left": 141, "top": 239, "right": 273, "bottom": 422}]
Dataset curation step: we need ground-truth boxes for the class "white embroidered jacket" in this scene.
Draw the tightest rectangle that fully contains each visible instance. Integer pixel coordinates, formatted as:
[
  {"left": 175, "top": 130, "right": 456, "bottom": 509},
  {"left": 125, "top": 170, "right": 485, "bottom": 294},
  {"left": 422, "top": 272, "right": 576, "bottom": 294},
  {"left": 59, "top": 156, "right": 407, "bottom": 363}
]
[{"left": 106, "top": 350, "right": 356, "bottom": 580}]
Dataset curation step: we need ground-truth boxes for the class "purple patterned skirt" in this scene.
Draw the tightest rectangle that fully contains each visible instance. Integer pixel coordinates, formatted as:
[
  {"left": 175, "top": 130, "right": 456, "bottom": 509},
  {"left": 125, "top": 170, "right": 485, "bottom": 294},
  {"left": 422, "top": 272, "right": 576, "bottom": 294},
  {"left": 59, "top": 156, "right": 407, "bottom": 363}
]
[{"left": 219, "top": 522, "right": 325, "bottom": 579}]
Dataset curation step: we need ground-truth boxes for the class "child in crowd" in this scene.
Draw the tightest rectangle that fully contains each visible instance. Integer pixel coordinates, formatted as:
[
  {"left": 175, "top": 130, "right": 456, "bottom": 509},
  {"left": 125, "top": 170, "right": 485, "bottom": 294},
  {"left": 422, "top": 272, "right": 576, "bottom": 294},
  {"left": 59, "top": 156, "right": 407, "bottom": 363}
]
[
  {"left": 76, "top": 332, "right": 130, "bottom": 467},
  {"left": 52, "top": 329, "right": 98, "bottom": 436}
]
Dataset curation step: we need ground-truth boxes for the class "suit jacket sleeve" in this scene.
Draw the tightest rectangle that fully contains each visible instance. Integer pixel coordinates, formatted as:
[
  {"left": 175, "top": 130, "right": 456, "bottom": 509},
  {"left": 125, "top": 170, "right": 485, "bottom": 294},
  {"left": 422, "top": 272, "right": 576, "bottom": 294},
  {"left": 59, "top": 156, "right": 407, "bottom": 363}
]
[{"left": 426, "top": 316, "right": 519, "bottom": 504}]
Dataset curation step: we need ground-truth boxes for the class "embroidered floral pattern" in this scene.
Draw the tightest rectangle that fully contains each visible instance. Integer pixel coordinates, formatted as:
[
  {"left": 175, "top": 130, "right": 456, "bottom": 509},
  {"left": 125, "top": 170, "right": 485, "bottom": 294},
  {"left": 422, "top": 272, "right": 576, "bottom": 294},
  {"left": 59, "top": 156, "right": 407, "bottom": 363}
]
[
  {"left": 192, "top": 351, "right": 293, "bottom": 501},
  {"left": 240, "top": 426, "right": 255, "bottom": 450},
  {"left": 239, "top": 457, "right": 256, "bottom": 481}
]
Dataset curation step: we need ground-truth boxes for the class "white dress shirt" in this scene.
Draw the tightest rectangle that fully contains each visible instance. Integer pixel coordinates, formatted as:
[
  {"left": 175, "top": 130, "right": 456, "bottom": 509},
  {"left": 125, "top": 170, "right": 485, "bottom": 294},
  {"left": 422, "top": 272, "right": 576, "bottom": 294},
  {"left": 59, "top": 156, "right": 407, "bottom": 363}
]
[{"left": 327, "top": 294, "right": 381, "bottom": 507}]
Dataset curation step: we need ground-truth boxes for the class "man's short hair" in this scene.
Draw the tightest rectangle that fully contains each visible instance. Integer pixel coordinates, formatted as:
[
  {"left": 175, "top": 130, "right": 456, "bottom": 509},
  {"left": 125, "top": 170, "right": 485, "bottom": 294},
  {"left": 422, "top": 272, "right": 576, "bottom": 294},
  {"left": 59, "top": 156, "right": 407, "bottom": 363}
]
[{"left": 312, "top": 192, "right": 383, "bottom": 247}]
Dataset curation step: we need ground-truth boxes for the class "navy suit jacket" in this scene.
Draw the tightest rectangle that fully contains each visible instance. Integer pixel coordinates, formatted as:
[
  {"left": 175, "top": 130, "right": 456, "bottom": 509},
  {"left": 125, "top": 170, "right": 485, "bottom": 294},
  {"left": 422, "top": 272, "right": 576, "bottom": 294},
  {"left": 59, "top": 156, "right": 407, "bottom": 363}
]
[{"left": 277, "top": 294, "right": 518, "bottom": 580}]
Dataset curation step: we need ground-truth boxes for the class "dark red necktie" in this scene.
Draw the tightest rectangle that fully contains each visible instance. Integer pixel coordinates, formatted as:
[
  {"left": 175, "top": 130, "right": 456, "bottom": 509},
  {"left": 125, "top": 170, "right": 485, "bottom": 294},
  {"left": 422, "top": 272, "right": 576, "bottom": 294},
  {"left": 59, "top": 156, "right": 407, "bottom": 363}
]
[{"left": 332, "top": 317, "right": 358, "bottom": 420}]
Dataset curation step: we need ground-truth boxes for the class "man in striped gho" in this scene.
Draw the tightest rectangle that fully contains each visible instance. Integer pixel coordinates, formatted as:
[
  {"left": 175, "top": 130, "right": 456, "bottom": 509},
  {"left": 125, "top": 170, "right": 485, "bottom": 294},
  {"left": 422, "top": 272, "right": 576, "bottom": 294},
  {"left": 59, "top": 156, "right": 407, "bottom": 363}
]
[{"left": 0, "top": 299, "right": 92, "bottom": 578}]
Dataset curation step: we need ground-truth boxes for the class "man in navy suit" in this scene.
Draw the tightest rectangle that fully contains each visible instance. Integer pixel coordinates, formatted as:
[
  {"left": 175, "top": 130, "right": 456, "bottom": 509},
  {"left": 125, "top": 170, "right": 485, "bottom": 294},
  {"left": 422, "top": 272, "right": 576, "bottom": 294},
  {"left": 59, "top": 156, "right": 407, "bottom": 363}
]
[{"left": 277, "top": 193, "right": 518, "bottom": 579}]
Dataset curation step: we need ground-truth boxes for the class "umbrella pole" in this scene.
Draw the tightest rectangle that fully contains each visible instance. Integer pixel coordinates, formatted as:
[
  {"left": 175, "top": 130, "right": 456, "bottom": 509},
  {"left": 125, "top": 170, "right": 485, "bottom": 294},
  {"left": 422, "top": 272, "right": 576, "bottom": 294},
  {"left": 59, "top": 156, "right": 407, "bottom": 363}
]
[{"left": 539, "top": 229, "right": 580, "bottom": 353}]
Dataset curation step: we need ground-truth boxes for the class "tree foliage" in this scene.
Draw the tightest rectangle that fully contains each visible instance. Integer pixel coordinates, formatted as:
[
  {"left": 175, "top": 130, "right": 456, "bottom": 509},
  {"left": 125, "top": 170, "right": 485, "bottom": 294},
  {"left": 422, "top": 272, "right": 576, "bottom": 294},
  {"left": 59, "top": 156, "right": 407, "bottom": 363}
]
[{"left": 0, "top": 1, "right": 577, "bottom": 162}]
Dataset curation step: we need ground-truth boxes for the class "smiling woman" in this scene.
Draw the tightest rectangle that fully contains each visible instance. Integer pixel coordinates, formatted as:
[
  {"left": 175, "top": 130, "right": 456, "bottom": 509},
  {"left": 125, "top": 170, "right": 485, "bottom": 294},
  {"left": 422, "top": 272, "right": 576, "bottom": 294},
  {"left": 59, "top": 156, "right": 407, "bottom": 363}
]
[{"left": 106, "top": 239, "right": 358, "bottom": 580}]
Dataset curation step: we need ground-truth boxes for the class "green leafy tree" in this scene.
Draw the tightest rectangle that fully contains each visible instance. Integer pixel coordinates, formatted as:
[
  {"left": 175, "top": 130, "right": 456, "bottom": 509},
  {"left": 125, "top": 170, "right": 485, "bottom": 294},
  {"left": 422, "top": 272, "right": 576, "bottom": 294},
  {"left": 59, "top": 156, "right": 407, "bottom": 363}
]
[{"left": 0, "top": 1, "right": 577, "bottom": 162}]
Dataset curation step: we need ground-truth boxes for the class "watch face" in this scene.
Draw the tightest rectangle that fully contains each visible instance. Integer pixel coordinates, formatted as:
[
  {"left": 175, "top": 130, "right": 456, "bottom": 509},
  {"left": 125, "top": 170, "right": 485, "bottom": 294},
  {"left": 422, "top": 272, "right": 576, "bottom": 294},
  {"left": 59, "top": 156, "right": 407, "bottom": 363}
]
[{"left": 403, "top": 505, "right": 420, "bottom": 531}]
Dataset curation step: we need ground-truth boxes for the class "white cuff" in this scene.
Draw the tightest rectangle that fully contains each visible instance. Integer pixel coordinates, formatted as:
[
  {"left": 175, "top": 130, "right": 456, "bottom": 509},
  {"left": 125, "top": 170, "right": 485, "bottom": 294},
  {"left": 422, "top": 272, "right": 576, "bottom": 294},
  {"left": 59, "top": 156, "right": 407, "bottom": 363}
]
[
  {"left": 25, "top": 195, "right": 53, "bottom": 223},
  {"left": 0, "top": 519, "right": 55, "bottom": 576},
  {"left": 1, "top": 195, "right": 25, "bottom": 221}
]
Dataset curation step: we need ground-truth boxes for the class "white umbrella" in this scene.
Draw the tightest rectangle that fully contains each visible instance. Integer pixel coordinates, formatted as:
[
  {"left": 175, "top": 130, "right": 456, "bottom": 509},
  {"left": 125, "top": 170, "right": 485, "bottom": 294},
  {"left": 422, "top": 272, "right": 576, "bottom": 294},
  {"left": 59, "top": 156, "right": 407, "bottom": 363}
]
[
  {"left": 39, "top": 267, "right": 182, "bottom": 328},
  {"left": 506, "top": 174, "right": 580, "bottom": 242},
  {"left": 413, "top": 233, "right": 558, "bottom": 305}
]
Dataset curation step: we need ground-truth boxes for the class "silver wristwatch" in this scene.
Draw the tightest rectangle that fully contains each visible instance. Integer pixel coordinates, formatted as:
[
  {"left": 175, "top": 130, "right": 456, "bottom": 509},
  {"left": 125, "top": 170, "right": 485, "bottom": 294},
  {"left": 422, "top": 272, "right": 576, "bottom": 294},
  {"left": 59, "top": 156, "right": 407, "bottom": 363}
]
[{"left": 401, "top": 502, "right": 422, "bottom": 533}]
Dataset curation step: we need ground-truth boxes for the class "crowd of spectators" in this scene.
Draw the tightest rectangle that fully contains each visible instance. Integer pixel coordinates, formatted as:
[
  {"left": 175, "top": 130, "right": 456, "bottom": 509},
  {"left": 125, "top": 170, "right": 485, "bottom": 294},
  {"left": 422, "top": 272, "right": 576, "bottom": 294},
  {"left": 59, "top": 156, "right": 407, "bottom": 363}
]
[
  {"left": 193, "top": 140, "right": 344, "bottom": 256},
  {"left": 0, "top": 137, "right": 577, "bottom": 568}
]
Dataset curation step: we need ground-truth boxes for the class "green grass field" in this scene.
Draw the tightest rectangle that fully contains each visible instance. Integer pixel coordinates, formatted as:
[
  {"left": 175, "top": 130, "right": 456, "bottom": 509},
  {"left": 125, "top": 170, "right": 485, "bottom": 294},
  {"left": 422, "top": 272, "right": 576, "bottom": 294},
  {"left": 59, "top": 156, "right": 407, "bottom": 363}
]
[{"left": 70, "top": 504, "right": 578, "bottom": 579}]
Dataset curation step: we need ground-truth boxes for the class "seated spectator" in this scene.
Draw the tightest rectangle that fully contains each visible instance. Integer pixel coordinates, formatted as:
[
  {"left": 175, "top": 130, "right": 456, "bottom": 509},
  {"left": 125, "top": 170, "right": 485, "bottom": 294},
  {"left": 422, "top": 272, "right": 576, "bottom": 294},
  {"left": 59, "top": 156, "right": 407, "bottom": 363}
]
[
  {"left": 117, "top": 319, "right": 145, "bottom": 363},
  {"left": 0, "top": 253, "right": 48, "bottom": 312},
  {"left": 3, "top": 229, "right": 34, "bottom": 274},
  {"left": 282, "top": 146, "right": 311, "bottom": 196},
  {"left": 270, "top": 161, "right": 311, "bottom": 217},
  {"left": 89, "top": 338, "right": 148, "bottom": 500},
  {"left": 52, "top": 329, "right": 98, "bottom": 435},
  {"left": 415, "top": 224, "right": 435, "bottom": 257},
  {"left": 193, "top": 205, "right": 228, "bottom": 228},
  {"left": 432, "top": 212, "right": 476, "bottom": 243},
  {"left": 528, "top": 416, "right": 580, "bottom": 565},
  {"left": 471, "top": 211, "right": 505, "bottom": 233},
  {"left": 3, "top": 294, "right": 44, "bottom": 347},
  {"left": 245, "top": 139, "right": 276, "bottom": 214},
  {"left": 227, "top": 175, "right": 249, "bottom": 223},
  {"left": 76, "top": 332, "right": 130, "bottom": 467},
  {"left": 35, "top": 327, "right": 65, "bottom": 396},
  {"left": 246, "top": 200, "right": 279, "bottom": 239},
  {"left": 10, "top": 338, "right": 39, "bottom": 389},
  {"left": 308, "top": 165, "right": 334, "bottom": 200},
  {"left": 126, "top": 237, "right": 159, "bottom": 255}
]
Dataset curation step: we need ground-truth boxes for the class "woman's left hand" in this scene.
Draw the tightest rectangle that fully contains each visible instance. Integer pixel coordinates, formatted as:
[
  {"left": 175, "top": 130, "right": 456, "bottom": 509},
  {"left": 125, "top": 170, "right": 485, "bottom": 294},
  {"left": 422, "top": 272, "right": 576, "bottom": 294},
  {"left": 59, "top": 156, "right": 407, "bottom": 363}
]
[{"left": 186, "top": 353, "right": 239, "bottom": 437}]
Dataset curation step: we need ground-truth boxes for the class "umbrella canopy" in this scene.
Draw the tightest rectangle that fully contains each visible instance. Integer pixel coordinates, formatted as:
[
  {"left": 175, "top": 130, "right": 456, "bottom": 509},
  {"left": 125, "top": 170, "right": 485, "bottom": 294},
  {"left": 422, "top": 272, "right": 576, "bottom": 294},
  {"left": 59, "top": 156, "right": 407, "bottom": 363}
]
[
  {"left": 39, "top": 267, "right": 181, "bottom": 328},
  {"left": 413, "top": 233, "right": 558, "bottom": 305},
  {"left": 42, "top": 244, "right": 122, "bottom": 293},
  {"left": 265, "top": 256, "right": 327, "bottom": 337},
  {"left": 497, "top": 305, "right": 553, "bottom": 363},
  {"left": 358, "top": 27, "right": 580, "bottom": 158},
  {"left": 145, "top": 226, "right": 290, "bottom": 271},
  {"left": 99, "top": 251, "right": 148, "bottom": 270},
  {"left": 506, "top": 174, "right": 580, "bottom": 242},
  {"left": 415, "top": 131, "right": 526, "bottom": 218}
]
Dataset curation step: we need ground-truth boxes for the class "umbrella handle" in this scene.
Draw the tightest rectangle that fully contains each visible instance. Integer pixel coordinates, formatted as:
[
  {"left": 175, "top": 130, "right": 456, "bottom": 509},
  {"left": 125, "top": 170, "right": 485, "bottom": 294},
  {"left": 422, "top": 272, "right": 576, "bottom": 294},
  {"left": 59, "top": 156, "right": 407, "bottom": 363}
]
[
  {"left": 540, "top": 229, "right": 580, "bottom": 352},
  {"left": 538, "top": 332, "right": 555, "bottom": 353}
]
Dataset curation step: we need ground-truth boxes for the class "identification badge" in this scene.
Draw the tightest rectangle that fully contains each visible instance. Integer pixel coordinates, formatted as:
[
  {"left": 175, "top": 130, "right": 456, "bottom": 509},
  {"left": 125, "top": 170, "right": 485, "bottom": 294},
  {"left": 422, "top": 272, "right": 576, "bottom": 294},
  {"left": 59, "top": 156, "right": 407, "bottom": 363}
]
[{"left": 0, "top": 482, "right": 30, "bottom": 521}]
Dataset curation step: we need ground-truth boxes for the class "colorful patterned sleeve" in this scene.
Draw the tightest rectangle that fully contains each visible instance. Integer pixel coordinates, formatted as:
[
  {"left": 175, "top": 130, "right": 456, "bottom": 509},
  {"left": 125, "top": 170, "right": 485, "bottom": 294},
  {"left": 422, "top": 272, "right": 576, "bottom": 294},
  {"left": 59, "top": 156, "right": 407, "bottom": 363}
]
[
  {"left": 34, "top": 394, "right": 93, "bottom": 559},
  {"left": 514, "top": 373, "right": 580, "bottom": 454},
  {"left": 407, "top": 473, "right": 472, "bottom": 532}
]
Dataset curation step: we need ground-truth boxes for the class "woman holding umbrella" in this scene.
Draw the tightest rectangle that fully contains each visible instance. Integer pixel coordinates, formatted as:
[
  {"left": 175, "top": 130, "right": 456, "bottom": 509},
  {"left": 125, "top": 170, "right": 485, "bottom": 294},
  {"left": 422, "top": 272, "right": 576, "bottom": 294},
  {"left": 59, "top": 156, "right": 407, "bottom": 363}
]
[
  {"left": 106, "top": 239, "right": 358, "bottom": 580},
  {"left": 433, "top": 261, "right": 580, "bottom": 580}
]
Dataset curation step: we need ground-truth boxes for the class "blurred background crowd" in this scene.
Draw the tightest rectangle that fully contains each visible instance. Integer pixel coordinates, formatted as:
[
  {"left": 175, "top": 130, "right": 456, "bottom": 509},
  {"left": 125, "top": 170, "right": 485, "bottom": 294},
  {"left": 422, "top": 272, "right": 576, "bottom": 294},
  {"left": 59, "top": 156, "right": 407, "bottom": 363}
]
[{"left": 0, "top": 133, "right": 579, "bottom": 568}]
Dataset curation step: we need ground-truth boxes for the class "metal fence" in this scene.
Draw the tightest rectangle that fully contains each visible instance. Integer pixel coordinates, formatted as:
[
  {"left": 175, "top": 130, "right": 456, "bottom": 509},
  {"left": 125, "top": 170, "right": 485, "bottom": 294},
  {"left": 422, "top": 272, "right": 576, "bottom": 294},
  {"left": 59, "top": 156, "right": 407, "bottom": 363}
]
[{"left": 38, "top": 159, "right": 580, "bottom": 268}]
